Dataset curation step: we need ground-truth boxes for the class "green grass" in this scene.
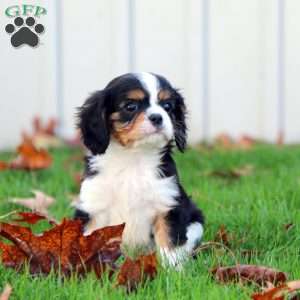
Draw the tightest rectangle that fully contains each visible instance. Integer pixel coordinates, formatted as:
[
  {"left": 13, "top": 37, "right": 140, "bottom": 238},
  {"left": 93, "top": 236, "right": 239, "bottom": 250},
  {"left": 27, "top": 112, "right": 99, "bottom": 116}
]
[{"left": 0, "top": 144, "right": 300, "bottom": 299}]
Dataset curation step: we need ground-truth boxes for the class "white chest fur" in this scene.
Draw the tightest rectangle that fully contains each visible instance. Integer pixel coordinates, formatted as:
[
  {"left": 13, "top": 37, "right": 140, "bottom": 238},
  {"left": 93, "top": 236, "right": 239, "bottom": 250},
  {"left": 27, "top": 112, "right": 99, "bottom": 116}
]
[{"left": 78, "top": 142, "right": 178, "bottom": 247}]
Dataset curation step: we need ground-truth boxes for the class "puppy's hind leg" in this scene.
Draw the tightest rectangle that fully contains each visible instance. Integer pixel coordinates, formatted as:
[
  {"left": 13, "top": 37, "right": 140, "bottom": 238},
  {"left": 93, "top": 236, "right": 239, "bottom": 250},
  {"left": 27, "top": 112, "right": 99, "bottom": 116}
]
[{"left": 153, "top": 213, "right": 204, "bottom": 268}]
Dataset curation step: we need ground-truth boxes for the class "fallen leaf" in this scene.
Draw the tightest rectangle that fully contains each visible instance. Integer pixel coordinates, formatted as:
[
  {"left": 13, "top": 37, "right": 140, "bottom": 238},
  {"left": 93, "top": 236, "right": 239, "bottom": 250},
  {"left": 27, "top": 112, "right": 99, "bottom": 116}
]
[
  {"left": 0, "top": 162, "right": 8, "bottom": 171},
  {"left": 214, "top": 133, "right": 256, "bottom": 150},
  {"left": 10, "top": 139, "right": 52, "bottom": 170},
  {"left": 252, "top": 280, "right": 300, "bottom": 300},
  {"left": 11, "top": 190, "right": 55, "bottom": 216},
  {"left": 0, "top": 242, "right": 26, "bottom": 270},
  {"left": 117, "top": 253, "right": 157, "bottom": 291},
  {"left": 0, "top": 216, "right": 125, "bottom": 277},
  {"left": 33, "top": 116, "right": 57, "bottom": 136},
  {"left": 211, "top": 264, "right": 287, "bottom": 286},
  {"left": 237, "top": 135, "right": 256, "bottom": 150},
  {"left": 0, "top": 284, "right": 12, "bottom": 300},
  {"left": 12, "top": 212, "right": 47, "bottom": 225},
  {"left": 21, "top": 117, "right": 62, "bottom": 149},
  {"left": 211, "top": 164, "right": 254, "bottom": 180},
  {"left": 283, "top": 223, "right": 294, "bottom": 231},
  {"left": 214, "top": 225, "right": 231, "bottom": 247},
  {"left": 215, "top": 133, "right": 234, "bottom": 149},
  {"left": 0, "top": 138, "right": 52, "bottom": 171}
]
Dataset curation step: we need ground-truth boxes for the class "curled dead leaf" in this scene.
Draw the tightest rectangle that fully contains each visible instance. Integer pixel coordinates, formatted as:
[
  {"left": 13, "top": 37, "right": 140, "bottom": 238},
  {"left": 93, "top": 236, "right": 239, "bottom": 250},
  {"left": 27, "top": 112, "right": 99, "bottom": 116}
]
[
  {"left": 214, "top": 225, "right": 231, "bottom": 247},
  {"left": 117, "top": 253, "right": 157, "bottom": 292},
  {"left": 211, "top": 264, "right": 287, "bottom": 286}
]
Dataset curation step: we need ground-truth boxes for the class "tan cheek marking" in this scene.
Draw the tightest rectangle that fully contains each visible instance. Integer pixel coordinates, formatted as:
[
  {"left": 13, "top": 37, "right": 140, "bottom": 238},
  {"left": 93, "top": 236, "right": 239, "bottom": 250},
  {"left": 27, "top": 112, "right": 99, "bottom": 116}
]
[
  {"left": 112, "top": 113, "right": 145, "bottom": 146},
  {"left": 127, "top": 89, "right": 145, "bottom": 100},
  {"left": 110, "top": 112, "right": 121, "bottom": 121},
  {"left": 158, "top": 89, "right": 172, "bottom": 101},
  {"left": 153, "top": 215, "right": 172, "bottom": 249}
]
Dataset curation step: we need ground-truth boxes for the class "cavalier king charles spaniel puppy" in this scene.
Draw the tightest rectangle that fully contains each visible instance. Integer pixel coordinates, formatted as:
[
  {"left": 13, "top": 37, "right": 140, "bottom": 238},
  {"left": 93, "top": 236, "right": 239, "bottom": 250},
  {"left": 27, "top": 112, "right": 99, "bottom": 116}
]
[{"left": 74, "top": 72, "right": 204, "bottom": 267}]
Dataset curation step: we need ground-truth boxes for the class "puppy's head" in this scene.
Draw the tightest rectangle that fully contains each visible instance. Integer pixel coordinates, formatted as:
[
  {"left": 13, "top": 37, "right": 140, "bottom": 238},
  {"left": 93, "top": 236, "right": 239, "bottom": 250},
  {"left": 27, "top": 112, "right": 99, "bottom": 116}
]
[{"left": 78, "top": 72, "right": 187, "bottom": 155}]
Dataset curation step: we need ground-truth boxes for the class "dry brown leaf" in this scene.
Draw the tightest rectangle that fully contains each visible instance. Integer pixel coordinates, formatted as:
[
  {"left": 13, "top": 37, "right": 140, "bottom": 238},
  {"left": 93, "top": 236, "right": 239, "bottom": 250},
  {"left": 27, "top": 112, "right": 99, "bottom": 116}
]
[
  {"left": 211, "top": 164, "right": 254, "bottom": 180},
  {"left": 0, "top": 284, "right": 12, "bottom": 300},
  {"left": 215, "top": 133, "right": 234, "bottom": 149},
  {"left": 237, "top": 135, "right": 256, "bottom": 150},
  {"left": 10, "top": 139, "right": 52, "bottom": 170},
  {"left": 117, "top": 253, "right": 157, "bottom": 292},
  {"left": 21, "top": 117, "right": 63, "bottom": 149},
  {"left": 211, "top": 264, "right": 287, "bottom": 286},
  {"left": 11, "top": 190, "right": 55, "bottom": 216},
  {"left": 215, "top": 133, "right": 256, "bottom": 150},
  {"left": 0, "top": 215, "right": 125, "bottom": 277},
  {"left": 214, "top": 225, "right": 231, "bottom": 247},
  {"left": 0, "top": 162, "right": 8, "bottom": 171},
  {"left": 283, "top": 223, "right": 294, "bottom": 231},
  {"left": 32, "top": 116, "right": 57, "bottom": 136},
  {"left": 0, "top": 138, "right": 52, "bottom": 171},
  {"left": 12, "top": 212, "right": 47, "bottom": 225},
  {"left": 252, "top": 280, "right": 300, "bottom": 299}
]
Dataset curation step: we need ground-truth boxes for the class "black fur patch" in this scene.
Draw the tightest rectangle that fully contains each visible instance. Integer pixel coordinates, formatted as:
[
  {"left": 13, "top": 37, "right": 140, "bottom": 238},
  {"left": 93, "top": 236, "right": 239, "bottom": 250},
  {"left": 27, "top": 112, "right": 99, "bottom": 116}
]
[
  {"left": 158, "top": 144, "right": 205, "bottom": 246},
  {"left": 74, "top": 209, "right": 90, "bottom": 226}
]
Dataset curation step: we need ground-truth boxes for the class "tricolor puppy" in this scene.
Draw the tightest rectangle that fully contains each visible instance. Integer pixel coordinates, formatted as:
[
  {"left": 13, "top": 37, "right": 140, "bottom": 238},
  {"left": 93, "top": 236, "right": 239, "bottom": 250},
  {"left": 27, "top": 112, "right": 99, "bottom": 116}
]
[{"left": 74, "top": 72, "right": 204, "bottom": 266}]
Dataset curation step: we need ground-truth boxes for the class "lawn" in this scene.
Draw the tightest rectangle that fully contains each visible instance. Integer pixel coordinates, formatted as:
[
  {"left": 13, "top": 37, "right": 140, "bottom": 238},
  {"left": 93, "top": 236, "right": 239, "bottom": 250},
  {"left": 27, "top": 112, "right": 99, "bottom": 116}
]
[{"left": 0, "top": 144, "right": 300, "bottom": 299}]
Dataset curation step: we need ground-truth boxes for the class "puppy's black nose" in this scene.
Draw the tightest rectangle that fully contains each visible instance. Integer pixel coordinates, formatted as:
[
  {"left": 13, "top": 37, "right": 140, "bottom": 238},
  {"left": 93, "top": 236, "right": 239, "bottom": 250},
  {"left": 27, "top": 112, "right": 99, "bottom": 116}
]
[{"left": 149, "top": 114, "right": 163, "bottom": 127}]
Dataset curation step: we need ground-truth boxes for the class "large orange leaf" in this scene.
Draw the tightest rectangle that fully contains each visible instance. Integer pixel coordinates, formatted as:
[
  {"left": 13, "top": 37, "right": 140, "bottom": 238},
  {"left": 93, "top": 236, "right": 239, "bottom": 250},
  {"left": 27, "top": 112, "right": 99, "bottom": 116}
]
[
  {"left": 0, "top": 139, "right": 52, "bottom": 171},
  {"left": 0, "top": 215, "right": 124, "bottom": 277},
  {"left": 10, "top": 139, "right": 52, "bottom": 170}
]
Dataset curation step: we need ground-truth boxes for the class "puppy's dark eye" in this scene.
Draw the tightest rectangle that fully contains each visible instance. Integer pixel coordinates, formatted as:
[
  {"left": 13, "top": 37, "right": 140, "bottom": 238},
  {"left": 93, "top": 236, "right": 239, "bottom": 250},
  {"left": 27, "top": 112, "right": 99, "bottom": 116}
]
[
  {"left": 124, "top": 101, "right": 139, "bottom": 113},
  {"left": 160, "top": 101, "right": 173, "bottom": 112}
]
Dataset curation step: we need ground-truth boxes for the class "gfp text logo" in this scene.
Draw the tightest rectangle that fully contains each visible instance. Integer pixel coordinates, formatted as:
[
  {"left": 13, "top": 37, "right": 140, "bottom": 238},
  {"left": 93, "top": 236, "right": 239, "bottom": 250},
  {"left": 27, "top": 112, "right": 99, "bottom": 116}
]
[{"left": 4, "top": 5, "right": 47, "bottom": 48}]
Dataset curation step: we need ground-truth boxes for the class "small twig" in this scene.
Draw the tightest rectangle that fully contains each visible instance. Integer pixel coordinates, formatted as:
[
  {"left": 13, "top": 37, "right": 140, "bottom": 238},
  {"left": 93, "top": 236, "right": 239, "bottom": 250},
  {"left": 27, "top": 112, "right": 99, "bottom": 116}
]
[
  {"left": 0, "top": 211, "right": 18, "bottom": 220},
  {"left": 192, "top": 241, "right": 246, "bottom": 285}
]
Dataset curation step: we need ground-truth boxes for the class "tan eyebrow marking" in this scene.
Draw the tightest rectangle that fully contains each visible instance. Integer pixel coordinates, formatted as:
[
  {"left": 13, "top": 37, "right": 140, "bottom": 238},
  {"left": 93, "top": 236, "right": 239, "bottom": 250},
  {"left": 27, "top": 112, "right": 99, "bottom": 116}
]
[
  {"left": 158, "top": 89, "right": 172, "bottom": 101},
  {"left": 126, "top": 89, "right": 145, "bottom": 100}
]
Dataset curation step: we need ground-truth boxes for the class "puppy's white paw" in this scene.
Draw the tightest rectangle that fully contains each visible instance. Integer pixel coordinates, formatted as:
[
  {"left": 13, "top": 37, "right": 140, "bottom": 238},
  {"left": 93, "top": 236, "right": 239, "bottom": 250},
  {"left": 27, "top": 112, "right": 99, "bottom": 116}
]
[{"left": 159, "top": 247, "right": 188, "bottom": 270}]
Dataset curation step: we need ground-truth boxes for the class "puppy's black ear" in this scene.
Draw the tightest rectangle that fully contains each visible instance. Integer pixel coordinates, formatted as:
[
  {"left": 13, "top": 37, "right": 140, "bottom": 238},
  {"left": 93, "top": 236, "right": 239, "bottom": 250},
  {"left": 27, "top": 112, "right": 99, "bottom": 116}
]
[
  {"left": 77, "top": 90, "right": 110, "bottom": 155},
  {"left": 173, "top": 91, "right": 187, "bottom": 152}
]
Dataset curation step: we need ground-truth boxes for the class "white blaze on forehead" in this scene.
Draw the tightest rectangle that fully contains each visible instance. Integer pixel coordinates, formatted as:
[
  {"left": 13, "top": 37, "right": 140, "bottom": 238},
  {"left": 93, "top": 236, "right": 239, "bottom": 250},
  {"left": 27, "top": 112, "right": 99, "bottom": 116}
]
[
  {"left": 135, "top": 72, "right": 159, "bottom": 105},
  {"left": 134, "top": 72, "right": 174, "bottom": 141}
]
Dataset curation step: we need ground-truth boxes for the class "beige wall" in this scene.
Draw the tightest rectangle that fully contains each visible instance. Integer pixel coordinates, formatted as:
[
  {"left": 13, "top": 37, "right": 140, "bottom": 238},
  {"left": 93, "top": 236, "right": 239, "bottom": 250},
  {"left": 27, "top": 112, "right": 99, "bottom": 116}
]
[{"left": 1, "top": 0, "right": 300, "bottom": 149}]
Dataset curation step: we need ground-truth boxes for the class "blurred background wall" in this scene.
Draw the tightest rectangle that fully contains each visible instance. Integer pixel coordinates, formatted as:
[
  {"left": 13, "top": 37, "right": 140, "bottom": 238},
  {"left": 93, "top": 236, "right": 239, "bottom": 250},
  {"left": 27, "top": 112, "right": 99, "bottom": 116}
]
[{"left": 1, "top": 0, "right": 300, "bottom": 149}]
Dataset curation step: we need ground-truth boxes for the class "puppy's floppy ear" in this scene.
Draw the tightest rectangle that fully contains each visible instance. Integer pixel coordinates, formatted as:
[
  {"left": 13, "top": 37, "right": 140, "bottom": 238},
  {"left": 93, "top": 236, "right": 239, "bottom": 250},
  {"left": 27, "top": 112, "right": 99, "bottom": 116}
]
[
  {"left": 173, "top": 91, "right": 187, "bottom": 152},
  {"left": 77, "top": 90, "right": 111, "bottom": 155}
]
